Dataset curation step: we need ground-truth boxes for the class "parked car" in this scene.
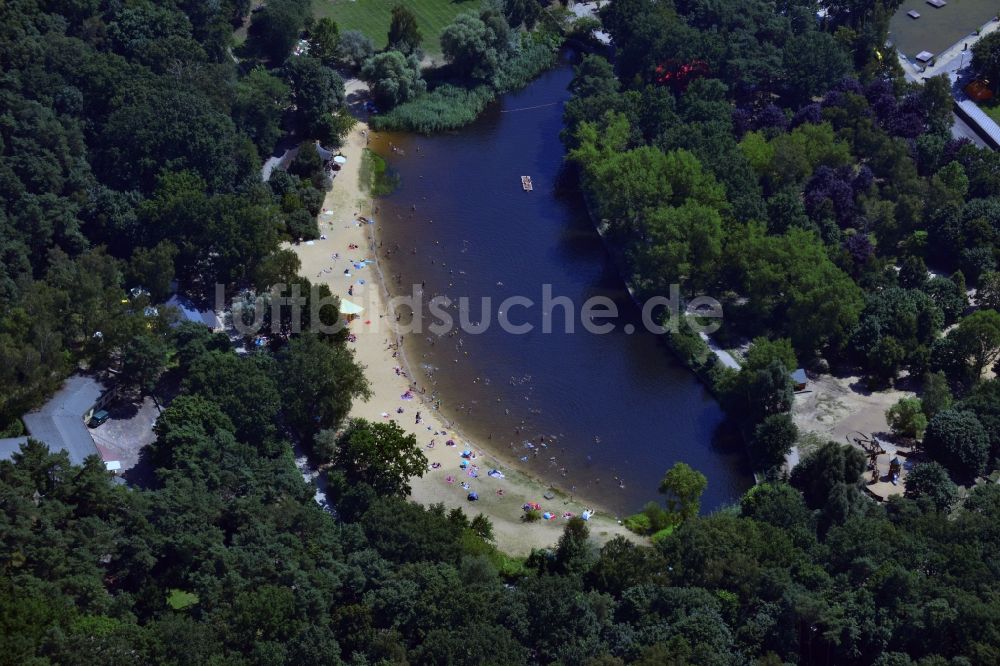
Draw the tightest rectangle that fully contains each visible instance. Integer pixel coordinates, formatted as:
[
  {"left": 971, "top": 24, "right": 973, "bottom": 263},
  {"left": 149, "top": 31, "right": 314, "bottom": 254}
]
[{"left": 88, "top": 410, "right": 109, "bottom": 428}]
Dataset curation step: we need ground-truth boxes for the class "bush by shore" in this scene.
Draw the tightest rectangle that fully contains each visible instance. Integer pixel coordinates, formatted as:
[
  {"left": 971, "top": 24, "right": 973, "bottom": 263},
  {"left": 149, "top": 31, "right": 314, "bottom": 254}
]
[{"left": 371, "top": 32, "right": 559, "bottom": 133}]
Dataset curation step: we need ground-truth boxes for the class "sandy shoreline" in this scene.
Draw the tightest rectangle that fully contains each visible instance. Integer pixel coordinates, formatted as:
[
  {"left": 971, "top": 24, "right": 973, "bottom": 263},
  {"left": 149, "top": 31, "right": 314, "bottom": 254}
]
[{"left": 292, "top": 122, "right": 640, "bottom": 556}]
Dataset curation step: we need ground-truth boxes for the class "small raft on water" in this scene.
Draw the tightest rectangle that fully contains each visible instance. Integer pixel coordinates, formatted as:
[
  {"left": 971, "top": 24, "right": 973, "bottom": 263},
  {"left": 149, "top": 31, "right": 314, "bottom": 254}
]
[{"left": 521, "top": 175, "right": 533, "bottom": 191}]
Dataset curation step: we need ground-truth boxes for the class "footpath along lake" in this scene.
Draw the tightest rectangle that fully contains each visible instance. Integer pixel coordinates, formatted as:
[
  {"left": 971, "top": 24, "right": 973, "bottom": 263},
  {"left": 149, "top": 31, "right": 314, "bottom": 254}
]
[{"left": 371, "top": 53, "right": 752, "bottom": 515}]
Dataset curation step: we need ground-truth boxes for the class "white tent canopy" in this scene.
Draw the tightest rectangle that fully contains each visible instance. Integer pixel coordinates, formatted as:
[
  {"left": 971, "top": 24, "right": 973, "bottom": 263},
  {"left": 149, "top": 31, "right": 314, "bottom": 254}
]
[{"left": 340, "top": 299, "right": 364, "bottom": 315}]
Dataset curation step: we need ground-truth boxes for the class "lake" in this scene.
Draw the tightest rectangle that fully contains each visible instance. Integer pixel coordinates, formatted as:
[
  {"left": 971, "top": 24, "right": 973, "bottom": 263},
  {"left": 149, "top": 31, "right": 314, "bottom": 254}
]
[{"left": 371, "top": 53, "right": 752, "bottom": 515}]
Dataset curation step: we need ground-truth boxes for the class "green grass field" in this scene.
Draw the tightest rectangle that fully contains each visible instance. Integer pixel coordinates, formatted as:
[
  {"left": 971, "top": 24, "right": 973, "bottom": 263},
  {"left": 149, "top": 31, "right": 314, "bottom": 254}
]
[{"left": 313, "top": 0, "right": 480, "bottom": 54}]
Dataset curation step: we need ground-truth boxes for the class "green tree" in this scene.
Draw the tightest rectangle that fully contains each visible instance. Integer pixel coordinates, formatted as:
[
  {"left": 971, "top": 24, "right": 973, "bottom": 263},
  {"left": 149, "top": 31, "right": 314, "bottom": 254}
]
[
  {"left": 921, "top": 371, "right": 953, "bottom": 419},
  {"left": 285, "top": 56, "right": 346, "bottom": 139},
  {"left": 277, "top": 333, "right": 371, "bottom": 444},
  {"left": 921, "top": 75, "right": 957, "bottom": 135},
  {"left": 308, "top": 17, "right": 339, "bottom": 64},
  {"left": 470, "top": 514, "right": 494, "bottom": 542},
  {"left": 387, "top": 4, "right": 422, "bottom": 54},
  {"left": 790, "top": 441, "right": 865, "bottom": 513},
  {"left": 658, "top": 462, "right": 707, "bottom": 523},
  {"left": 783, "top": 31, "right": 852, "bottom": 104},
  {"left": 740, "top": 483, "right": 815, "bottom": 546},
  {"left": 288, "top": 141, "right": 324, "bottom": 179},
  {"left": 233, "top": 67, "right": 290, "bottom": 155},
  {"left": 334, "top": 419, "right": 426, "bottom": 495},
  {"left": 127, "top": 240, "right": 177, "bottom": 303},
  {"left": 978, "top": 270, "right": 1000, "bottom": 311},
  {"left": 440, "top": 8, "right": 513, "bottom": 81},
  {"left": 337, "top": 29, "right": 375, "bottom": 68},
  {"left": 924, "top": 276, "right": 968, "bottom": 326},
  {"left": 904, "top": 461, "right": 957, "bottom": 512},
  {"left": 972, "top": 31, "right": 1000, "bottom": 82},
  {"left": 886, "top": 397, "right": 928, "bottom": 439},
  {"left": 361, "top": 51, "right": 427, "bottom": 109},
  {"left": 749, "top": 361, "right": 794, "bottom": 423},
  {"left": 121, "top": 332, "right": 169, "bottom": 396},
  {"left": 730, "top": 225, "right": 864, "bottom": 352},
  {"left": 183, "top": 351, "right": 280, "bottom": 448},
  {"left": 504, "top": 0, "right": 541, "bottom": 29},
  {"left": 553, "top": 517, "right": 594, "bottom": 576},
  {"left": 957, "top": 378, "right": 1000, "bottom": 460},
  {"left": 751, "top": 413, "right": 797, "bottom": 470},
  {"left": 951, "top": 309, "right": 1000, "bottom": 379},
  {"left": 924, "top": 409, "right": 990, "bottom": 480},
  {"left": 898, "top": 255, "right": 928, "bottom": 289},
  {"left": 98, "top": 88, "right": 245, "bottom": 193},
  {"left": 744, "top": 337, "right": 797, "bottom": 373},
  {"left": 246, "top": 0, "right": 311, "bottom": 63}
]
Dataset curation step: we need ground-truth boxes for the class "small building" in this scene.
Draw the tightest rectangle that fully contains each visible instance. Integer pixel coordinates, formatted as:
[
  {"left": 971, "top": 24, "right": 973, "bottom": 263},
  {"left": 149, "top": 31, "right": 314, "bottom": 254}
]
[
  {"left": 915, "top": 50, "right": 934, "bottom": 63},
  {"left": 0, "top": 375, "right": 109, "bottom": 465},
  {"left": 790, "top": 368, "right": 808, "bottom": 391},
  {"left": 165, "top": 294, "right": 223, "bottom": 330}
]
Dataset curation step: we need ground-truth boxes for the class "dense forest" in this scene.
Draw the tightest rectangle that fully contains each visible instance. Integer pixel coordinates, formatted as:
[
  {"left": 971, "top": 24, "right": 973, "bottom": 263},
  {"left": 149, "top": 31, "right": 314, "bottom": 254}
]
[
  {"left": 3, "top": 0, "right": 1000, "bottom": 664},
  {"left": 564, "top": 0, "right": 1000, "bottom": 487},
  {"left": 0, "top": 0, "right": 364, "bottom": 429}
]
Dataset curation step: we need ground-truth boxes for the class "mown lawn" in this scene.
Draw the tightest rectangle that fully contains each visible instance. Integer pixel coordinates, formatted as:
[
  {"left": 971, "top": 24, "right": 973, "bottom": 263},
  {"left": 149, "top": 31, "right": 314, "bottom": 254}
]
[
  {"left": 313, "top": 0, "right": 479, "bottom": 54},
  {"left": 980, "top": 99, "right": 1000, "bottom": 126}
]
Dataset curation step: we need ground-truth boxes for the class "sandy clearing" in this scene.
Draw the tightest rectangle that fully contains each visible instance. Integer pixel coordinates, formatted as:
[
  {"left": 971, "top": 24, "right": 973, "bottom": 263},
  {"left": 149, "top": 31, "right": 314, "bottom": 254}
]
[
  {"left": 292, "top": 120, "right": 642, "bottom": 556},
  {"left": 792, "top": 372, "right": 917, "bottom": 500}
]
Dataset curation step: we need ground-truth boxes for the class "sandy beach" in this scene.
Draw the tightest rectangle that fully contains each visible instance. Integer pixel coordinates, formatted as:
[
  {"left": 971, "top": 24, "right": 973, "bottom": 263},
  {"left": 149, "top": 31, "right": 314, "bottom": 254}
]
[{"left": 292, "top": 121, "right": 640, "bottom": 556}]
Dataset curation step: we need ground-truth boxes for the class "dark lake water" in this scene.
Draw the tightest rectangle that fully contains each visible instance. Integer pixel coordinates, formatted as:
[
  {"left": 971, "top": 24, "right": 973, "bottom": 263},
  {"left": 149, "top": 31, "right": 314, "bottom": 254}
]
[{"left": 372, "top": 53, "right": 752, "bottom": 515}]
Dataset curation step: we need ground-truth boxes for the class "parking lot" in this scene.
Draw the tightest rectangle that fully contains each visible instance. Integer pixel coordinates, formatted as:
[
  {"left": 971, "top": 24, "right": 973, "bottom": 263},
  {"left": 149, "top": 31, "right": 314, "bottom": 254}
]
[{"left": 90, "top": 396, "right": 160, "bottom": 476}]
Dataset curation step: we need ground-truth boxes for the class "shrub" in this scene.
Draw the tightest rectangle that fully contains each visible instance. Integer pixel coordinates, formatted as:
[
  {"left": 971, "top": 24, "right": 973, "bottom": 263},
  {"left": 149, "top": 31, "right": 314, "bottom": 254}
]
[
  {"left": 522, "top": 508, "right": 541, "bottom": 522},
  {"left": 623, "top": 512, "right": 651, "bottom": 535},
  {"left": 371, "top": 31, "right": 558, "bottom": 133},
  {"left": 371, "top": 83, "right": 495, "bottom": 133},
  {"left": 650, "top": 525, "right": 676, "bottom": 544},
  {"left": 886, "top": 397, "right": 928, "bottom": 439}
]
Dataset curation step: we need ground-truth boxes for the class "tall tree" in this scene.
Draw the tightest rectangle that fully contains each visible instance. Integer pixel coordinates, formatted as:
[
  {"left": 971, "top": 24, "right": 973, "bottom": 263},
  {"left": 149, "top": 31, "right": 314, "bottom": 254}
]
[
  {"left": 361, "top": 51, "right": 427, "bottom": 109},
  {"left": 285, "top": 56, "right": 347, "bottom": 139},
  {"left": 924, "top": 409, "right": 990, "bottom": 480},
  {"left": 246, "top": 0, "right": 311, "bottom": 63},
  {"left": 277, "top": 333, "right": 371, "bottom": 444},
  {"left": 951, "top": 309, "right": 1000, "bottom": 379},
  {"left": 751, "top": 412, "right": 797, "bottom": 471},
  {"left": 658, "top": 462, "right": 707, "bottom": 523},
  {"left": 333, "top": 419, "right": 426, "bottom": 495},
  {"left": 440, "top": 8, "right": 512, "bottom": 81},
  {"left": 121, "top": 332, "right": 169, "bottom": 397},
  {"left": 904, "top": 461, "right": 957, "bottom": 512},
  {"left": 308, "top": 16, "right": 340, "bottom": 64},
  {"left": 387, "top": 4, "right": 422, "bottom": 54}
]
